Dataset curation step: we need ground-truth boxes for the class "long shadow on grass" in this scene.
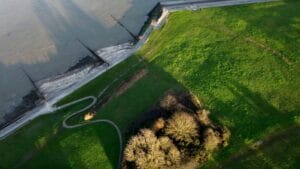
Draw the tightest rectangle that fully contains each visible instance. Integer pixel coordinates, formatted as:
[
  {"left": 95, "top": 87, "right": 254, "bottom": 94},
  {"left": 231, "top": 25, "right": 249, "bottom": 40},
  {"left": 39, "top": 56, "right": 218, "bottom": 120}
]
[
  {"left": 213, "top": 81, "right": 295, "bottom": 150},
  {"left": 91, "top": 59, "right": 188, "bottom": 168},
  {"left": 21, "top": 143, "right": 72, "bottom": 169},
  {"left": 227, "top": 82, "right": 293, "bottom": 133},
  {"left": 104, "top": 58, "right": 295, "bottom": 167},
  {"left": 21, "top": 124, "right": 119, "bottom": 169},
  {"left": 214, "top": 80, "right": 294, "bottom": 139},
  {"left": 219, "top": 125, "right": 300, "bottom": 169},
  {"left": 216, "top": 0, "right": 300, "bottom": 63},
  {"left": 94, "top": 124, "right": 120, "bottom": 169},
  {"left": 197, "top": 80, "right": 297, "bottom": 166}
]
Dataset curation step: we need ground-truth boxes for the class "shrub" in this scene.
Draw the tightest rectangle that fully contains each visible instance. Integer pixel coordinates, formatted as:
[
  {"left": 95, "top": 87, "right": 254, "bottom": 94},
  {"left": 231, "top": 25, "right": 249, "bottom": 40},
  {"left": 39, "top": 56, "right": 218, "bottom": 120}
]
[
  {"left": 158, "top": 136, "right": 181, "bottom": 166},
  {"left": 203, "top": 128, "right": 222, "bottom": 151},
  {"left": 124, "top": 129, "right": 180, "bottom": 169},
  {"left": 220, "top": 126, "right": 230, "bottom": 147},
  {"left": 196, "top": 109, "right": 212, "bottom": 126},
  {"left": 160, "top": 91, "right": 202, "bottom": 113},
  {"left": 152, "top": 117, "right": 166, "bottom": 132},
  {"left": 160, "top": 93, "right": 179, "bottom": 112},
  {"left": 164, "top": 112, "right": 200, "bottom": 146},
  {"left": 123, "top": 92, "right": 230, "bottom": 169},
  {"left": 189, "top": 93, "right": 202, "bottom": 110}
]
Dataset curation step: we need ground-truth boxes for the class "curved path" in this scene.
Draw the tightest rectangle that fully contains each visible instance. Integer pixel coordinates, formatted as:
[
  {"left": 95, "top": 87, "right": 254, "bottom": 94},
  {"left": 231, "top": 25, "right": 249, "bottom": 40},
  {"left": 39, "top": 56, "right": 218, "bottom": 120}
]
[
  {"left": 56, "top": 90, "right": 124, "bottom": 169},
  {"left": 53, "top": 59, "right": 143, "bottom": 169},
  {"left": 56, "top": 95, "right": 123, "bottom": 168}
]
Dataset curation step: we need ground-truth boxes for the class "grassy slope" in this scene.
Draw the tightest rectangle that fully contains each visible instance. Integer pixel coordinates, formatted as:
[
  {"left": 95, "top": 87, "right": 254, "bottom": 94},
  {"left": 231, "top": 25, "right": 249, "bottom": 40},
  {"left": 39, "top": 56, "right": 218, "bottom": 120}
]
[
  {"left": 137, "top": 0, "right": 300, "bottom": 168},
  {"left": 1, "top": 0, "right": 299, "bottom": 169}
]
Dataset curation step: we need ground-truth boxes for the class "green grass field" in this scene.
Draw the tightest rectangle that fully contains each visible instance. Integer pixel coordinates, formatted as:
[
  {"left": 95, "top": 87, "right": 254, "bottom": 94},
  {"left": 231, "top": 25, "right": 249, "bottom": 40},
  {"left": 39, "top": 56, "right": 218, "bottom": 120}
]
[
  {"left": 221, "top": 125, "right": 300, "bottom": 169},
  {"left": 1, "top": 0, "right": 299, "bottom": 168},
  {"left": 21, "top": 123, "right": 119, "bottom": 169}
]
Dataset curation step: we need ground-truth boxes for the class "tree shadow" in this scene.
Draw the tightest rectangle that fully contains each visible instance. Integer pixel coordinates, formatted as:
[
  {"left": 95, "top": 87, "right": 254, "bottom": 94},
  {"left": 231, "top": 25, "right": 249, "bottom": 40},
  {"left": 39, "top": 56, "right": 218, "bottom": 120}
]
[
  {"left": 95, "top": 58, "right": 295, "bottom": 168},
  {"left": 214, "top": 80, "right": 295, "bottom": 140},
  {"left": 93, "top": 2, "right": 300, "bottom": 167},
  {"left": 215, "top": 0, "right": 300, "bottom": 63},
  {"left": 92, "top": 58, "right": 188, "bottom": 168},
  {"left": 220, "top": 125, "right": 300, "bottom": 169},
  {"left": 94, "top": 124, "right": 121, "bottom": 169},
  {"left": 21, "top": 142, "right": 72, "bottom": 169}
]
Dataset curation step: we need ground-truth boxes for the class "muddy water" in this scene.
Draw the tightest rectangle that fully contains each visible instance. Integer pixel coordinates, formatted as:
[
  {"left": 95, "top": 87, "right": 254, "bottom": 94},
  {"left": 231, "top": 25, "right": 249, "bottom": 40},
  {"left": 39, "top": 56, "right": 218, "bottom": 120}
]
[{"left": 0, "top": 0, "right": 170, "bottom": 122}]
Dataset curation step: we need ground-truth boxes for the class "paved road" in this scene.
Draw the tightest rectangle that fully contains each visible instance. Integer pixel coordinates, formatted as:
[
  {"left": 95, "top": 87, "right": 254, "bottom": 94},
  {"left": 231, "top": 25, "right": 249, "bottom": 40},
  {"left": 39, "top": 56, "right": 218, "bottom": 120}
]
[{"left": 161, "top": 0, "right": 276, "bottom": 11}]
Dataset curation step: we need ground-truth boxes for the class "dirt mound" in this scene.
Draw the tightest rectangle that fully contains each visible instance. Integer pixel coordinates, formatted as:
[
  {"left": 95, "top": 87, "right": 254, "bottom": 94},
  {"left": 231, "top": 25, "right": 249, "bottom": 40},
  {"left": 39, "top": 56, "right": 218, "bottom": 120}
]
[{"left": 115, "top": 69, "right": 148, "bottom": 97}]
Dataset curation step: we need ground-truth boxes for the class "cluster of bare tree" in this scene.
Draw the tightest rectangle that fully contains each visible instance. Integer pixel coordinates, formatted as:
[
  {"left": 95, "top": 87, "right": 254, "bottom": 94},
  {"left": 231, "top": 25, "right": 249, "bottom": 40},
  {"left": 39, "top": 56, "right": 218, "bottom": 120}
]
[{"left": 122, "top": 91, "right": 230, "bottom": 169}]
